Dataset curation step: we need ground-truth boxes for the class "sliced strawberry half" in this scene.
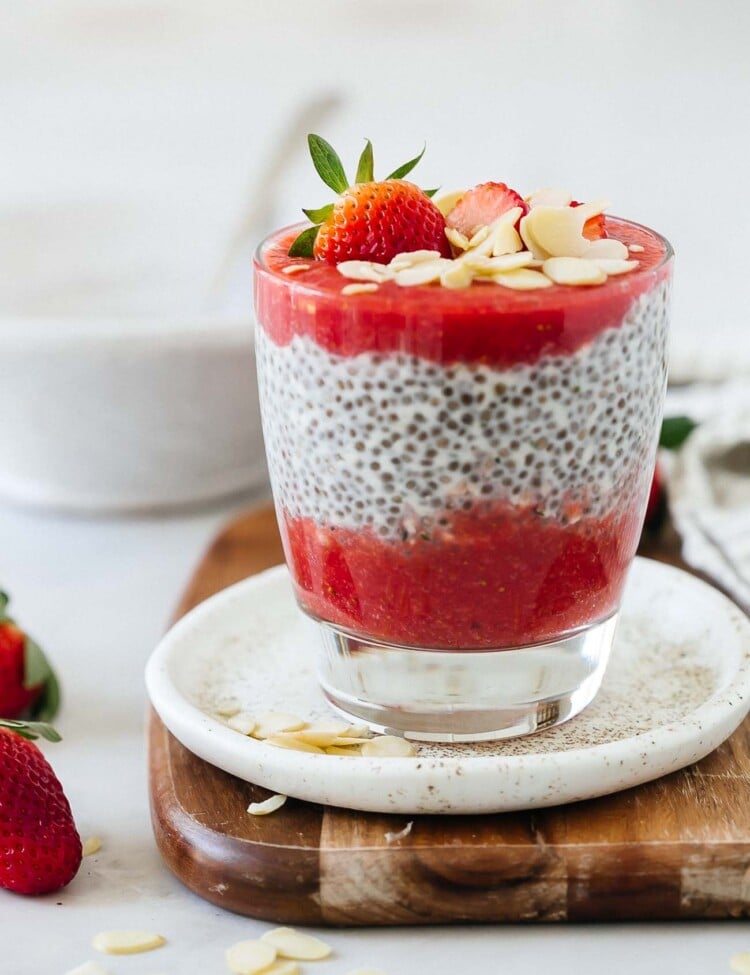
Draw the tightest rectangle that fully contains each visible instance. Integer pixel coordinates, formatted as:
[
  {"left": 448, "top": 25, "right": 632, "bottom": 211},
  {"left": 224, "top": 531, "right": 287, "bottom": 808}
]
[
  {"left": 445, "top": 182, "right": 527, "bottom": 237},
  {"left": 571, "top": 201, "right": 607, "bottom": 240}
]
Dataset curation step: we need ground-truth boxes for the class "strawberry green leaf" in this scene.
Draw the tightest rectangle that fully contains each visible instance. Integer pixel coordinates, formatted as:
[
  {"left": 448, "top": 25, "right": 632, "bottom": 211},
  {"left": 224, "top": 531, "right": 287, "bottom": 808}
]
[
  {"left": 659, "top": 416, "right": 697, "bottom": 450},
  {"left": 308, "top": 134, "right": 348, "bottom": 194},
  {"left": 424, "top": 187, "right": 439, "bottom": 198},
  {"left": 24, "top": 634, "right": 60, "bottom": 721},
  {"left": 355, "top": 139, "right": 374, "bottom": 183},
  {"left": 0, "top": 591, "right": 9, "bottom": 621},
  {"left": 0, "top": 718, "right": 61, "bottom": 742},
  {"left": 302, "top": 204, "right": 334, "bottom": 224},
  {"left": 288, "top": 225, "right": 320, "bottom": 258},
  {"left": 386, "top": 144, "right": 426, "bottom": 181}
]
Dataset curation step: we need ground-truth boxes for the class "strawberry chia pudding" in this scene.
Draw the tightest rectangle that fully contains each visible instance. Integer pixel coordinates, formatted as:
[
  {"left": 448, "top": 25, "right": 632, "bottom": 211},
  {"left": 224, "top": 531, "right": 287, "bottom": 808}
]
[{"left": 254, "top": 137, "right": 673, "bottom": 739}]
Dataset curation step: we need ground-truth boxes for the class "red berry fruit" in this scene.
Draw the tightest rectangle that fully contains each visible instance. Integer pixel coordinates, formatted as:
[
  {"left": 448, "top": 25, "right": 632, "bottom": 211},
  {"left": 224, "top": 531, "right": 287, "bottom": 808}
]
[
  {"left": 445, "top": 181, "right": 527, "bottom": 238},
  {"left": 289, "top": 135, "right": 450, "bottom": 265},
  {"left": 0, "top": 593, "right": 59, "bottom": 721},
  {"left": 571, "top": 201, "right": 607, "bottom": 240},
  {"left": 0, "top": 721, "right": 82, "bottom": 895}
]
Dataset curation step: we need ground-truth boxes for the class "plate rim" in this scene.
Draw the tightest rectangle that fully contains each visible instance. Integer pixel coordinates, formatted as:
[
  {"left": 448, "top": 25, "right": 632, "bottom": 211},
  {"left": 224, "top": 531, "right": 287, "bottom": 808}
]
[{"left": 145, "top": 558, "right": 750, "bottom": 813}]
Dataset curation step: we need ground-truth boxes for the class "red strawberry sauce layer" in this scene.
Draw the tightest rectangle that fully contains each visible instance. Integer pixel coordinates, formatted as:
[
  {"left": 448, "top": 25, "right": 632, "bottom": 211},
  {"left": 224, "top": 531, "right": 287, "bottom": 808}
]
[
  {"left": 255, "top": 218, "right": 669, "bottom": 369},
  {"left": 255, "top": 218, "right": 671, "bottom": 649},
  {"left": 280, "top": 498, "right": 643, "bottom": 650}
]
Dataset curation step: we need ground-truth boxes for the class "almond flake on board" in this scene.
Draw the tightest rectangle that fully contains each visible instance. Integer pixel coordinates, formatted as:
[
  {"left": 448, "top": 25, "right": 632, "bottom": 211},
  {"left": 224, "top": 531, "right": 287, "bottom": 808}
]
[
  {"left": 361, "top": 736, "right": 418, "bottom": 757},
  {"left": 82, "top": 835, "right": 102, "bottom": 857},
  {"left": 492, "top": 268, "right": 553, "bottom": 290},
  {"left": 261, "top": 928, "right": 332, "bottom": 961},
  {"left": 226, "top": 939, "right": 278, "bottom": 975},
  {"left": 341, "top": 283, "right": 379, "bottom": 296},
  {"left": 92, "top": 931, "right": 165, "bottom": 956},
  {"left": 247, "top": 794, "right": 287, "bottom": 816},
  {"left": 281, "top": 264, "right": 311, "bottom": 275},
  {"left": 542, "top": 257, "right": 607, "bottom": 286}
]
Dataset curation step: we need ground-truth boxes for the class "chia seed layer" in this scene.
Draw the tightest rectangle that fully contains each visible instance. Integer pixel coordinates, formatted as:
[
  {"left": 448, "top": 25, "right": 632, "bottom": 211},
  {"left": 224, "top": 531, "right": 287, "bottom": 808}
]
[{"left": 256, "top": 278, "right": 670, "bottom": 538}]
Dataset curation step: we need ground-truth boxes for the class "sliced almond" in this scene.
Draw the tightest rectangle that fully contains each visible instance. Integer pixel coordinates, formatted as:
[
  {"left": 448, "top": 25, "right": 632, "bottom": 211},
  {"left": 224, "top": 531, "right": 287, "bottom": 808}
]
[
  {"left": 281, "top": 264, "right": 311, "bottom": 275},
  {"left": 543, "top": 257, "right": 607, "bottom": 286},
  {"left": 272, "top": 724, "right": 349, "bottom": 747},
  {"left": 325, "top": 745, "right": 364, "bottom": 755},
  {"left": 247, "top": 794, "right": 287, "bottom": 816},
  {"left": 92, "top": 931, "right": 165, "bottom": 956},
  {"left": 330, "top": 736, "right": 373, "bottom": 746},
  {"left": 394, "top": 260, "right": 452, "bottom": 286},
  {"left": 433, "top": 188, "right": 466, "bottom": 216},
  {"left": 467, "top": 208, "right": 523, "bottom": 258},
  {"left": 266, "top": 736, "right": 324, "bottom": 754},
  {"left": 520, "top": 206, "right": 591, "bottom": 259},
  {"left": 341, "top": 283, "right": 379, "bottom": 296},
  {"left": 82, "top": 835, "right": 102, "bottom": 857},
  {"left": 65, "top": 963, "right": 111, "bottom": 975},
  {"left": 445, "top": 227, "right": 470, "bottom": 251},
  {"left": 264, "top": 962, "right": 301, "bottom": 975},
  {"left": 490, "top": 223, "right": 523, "bottom": 257},
  {"left": 629, "top": 243, "right": 645, "bottom": 253},
  {"left": 226, "top": 939, "right": 278, "bottom": 975},
  {"left": 336, "top": 261, "right": 393, "bottom": 283},
  {"left": 261, "top": 928, "right": 332, "bottom": 961},
  {"left": 227, "top": 713, "right": 257, "bottom": 736},
  {"left": 440, "top": 262, "right": 474, "bottom": 289},
  {"left": 214, "top": 699, "right": 241, "bottom": 717},
  {"left": 591, "top": 258, "right": 639, "bottom": 276},
  {"left": 467, "top": 251, "right": 536, "bottom": 275},
  {"left": 467, "top": 225, "right": 491, "bottom": 248},
  {"left": 389, "top": 249, "right": 442, "bottom": 270},
  {"left": 252, "top": 712, "right": 306, "bottom": 738},
  {"left": 361, "top": 735, "right": 418, "bottom": 757},
  {"left": 492, "top": 268, "right": 553, "bottom": 290},
  {"left": 583, "top": 237, "right": 629, "bottom": 260},
  {"left": 526, "top": 187, "right": 573, "bottom": 208}
]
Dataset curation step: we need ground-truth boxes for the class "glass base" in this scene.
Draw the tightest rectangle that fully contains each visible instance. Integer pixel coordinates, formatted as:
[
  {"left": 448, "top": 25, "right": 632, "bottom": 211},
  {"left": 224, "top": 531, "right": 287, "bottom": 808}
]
[{"left": 315, "top": 614, "right": 618, "bottom": 742}]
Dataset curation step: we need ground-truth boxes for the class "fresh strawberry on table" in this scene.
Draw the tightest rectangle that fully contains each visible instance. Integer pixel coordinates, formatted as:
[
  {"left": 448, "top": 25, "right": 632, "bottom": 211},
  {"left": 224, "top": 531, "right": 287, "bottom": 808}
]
[
  {"left": 444, "top": 181, "right": 527, "bottom": 237},
  {"left": 289, "top": 135, "right": 450, "bottom": 264},
  {"left": 0, "top": 592, "right": 59, "bottom": 720},
  {"left": 0, "top": 719, "right": 82, "bottom": 895}
]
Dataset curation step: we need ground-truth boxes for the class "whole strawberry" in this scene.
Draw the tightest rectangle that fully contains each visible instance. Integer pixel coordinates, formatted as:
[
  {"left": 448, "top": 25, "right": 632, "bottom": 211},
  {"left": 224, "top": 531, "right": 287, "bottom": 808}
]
[
  {"left": 0, "top": 720, "right": 82, "bottom": 895},
  {"left": 0, "top": 592, "right": 59, "bottom": 720},
  {"left": 289, "top": 135, "right": 450, "bottom": 265}
]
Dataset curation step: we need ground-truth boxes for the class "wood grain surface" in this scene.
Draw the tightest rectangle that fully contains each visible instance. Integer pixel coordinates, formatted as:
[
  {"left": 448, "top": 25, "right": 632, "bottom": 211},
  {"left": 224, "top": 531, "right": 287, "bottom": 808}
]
[{"left": 148, "top": 506, "right": 750, "bottom": 924}]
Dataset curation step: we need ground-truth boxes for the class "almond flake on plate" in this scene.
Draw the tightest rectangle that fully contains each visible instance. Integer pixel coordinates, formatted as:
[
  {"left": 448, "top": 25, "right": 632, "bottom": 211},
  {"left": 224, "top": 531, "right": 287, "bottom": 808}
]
[
  {"left": 263, "top": 962, "right": 301, "bottom": 975},
  {"left": 360, "top": 735, "right": 418, "bottom": 757},
  {"left": 325, "top": 745, "right": 364, "bottom": 755},
  {"left": 227, "top": 712, "right": 257, "bottom": 736},
  {"left": 492, "top": 268, "right": 553, "bottom": 290},
  {"left": 92, "top": 931, "right": 165, "bottom": 956},
  {"left": 341, "top": 283, "right": 379, "bottom": 296},
  {"left": 261, "top": 927, "right": 332, "bottom": 961},
  {"left": 252, "top": 712, "right": 306, "bottom": 737},
  {"left": 214, "top": 699, "right": 241, "bottom": 717},
  {"left": 247, "top": 794, "right": 287, "bottom": 816},
  {"left": 226, "top": 939, "right": 278, "bottom": 975},
  {"left": 272, "top": 724, "right": 350, "bottom": 747},
  {"left": 543, "top": 257, "right": 607, "bottom": 286},
  {"left": 266, "top": 736, "right": 325, "bottom": 754}
]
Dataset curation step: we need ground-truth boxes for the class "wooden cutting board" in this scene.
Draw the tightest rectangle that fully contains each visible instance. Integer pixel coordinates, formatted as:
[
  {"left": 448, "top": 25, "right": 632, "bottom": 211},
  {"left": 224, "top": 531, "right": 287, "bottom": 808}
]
[{"left": 148, "top": 505, "right": 750, "bottom": 925}]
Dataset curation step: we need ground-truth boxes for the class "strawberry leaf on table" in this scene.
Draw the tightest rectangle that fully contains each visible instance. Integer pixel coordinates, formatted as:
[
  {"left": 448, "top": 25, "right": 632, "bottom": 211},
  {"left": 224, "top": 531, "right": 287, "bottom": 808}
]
[
  {"left": 355, "top": 139, "right": 374, "bottom": 183},
  {"left": 659, "top": 415, "right": 697, "bottom": 450},
  {"left": 307, "top": 133, "right": 349, "bottom": 193}
]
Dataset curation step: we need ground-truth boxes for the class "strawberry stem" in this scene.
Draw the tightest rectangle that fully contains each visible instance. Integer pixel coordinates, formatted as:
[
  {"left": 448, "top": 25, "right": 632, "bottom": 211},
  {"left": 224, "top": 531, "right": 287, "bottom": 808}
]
[
  {"left": 386, "top": 144, "right": 426, "bottom": 181},
  {"left": 302, "top": 204, "right": 334, "bottom": 224},
  {"left": 0, "top": 718, "right": 61, "bottom": 742}
]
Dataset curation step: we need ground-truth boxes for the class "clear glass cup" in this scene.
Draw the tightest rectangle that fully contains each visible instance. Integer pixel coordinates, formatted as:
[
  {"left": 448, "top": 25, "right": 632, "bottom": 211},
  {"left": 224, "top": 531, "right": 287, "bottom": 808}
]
[{"left": 254, "top": 219, "right": 673, "bottom": 741}]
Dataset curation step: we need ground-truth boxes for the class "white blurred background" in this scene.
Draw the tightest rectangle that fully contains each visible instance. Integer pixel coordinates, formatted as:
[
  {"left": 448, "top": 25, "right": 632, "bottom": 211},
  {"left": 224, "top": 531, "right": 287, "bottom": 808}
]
[{"left": 2, "top": 0, "right": 749, "bottom": 508}]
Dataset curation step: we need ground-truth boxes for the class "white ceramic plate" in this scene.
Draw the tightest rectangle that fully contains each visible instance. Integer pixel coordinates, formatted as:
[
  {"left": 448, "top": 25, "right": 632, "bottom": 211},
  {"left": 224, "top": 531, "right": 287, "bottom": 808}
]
[{"left": 146, "top": 559, "right": 750, "bottom": 815}]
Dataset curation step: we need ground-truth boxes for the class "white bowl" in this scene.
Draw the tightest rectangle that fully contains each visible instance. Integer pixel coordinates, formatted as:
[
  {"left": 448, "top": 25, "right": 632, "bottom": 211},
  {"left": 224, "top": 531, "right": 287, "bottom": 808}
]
[{"left": 0, "top": 199, "right": 267, "bottom": 512}]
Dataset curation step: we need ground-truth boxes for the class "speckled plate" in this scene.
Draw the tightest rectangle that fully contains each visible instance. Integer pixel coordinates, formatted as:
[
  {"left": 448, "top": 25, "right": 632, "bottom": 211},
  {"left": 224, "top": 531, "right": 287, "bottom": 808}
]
[{"left": 145, "top": 559, "right": 750, "bottom": 814}]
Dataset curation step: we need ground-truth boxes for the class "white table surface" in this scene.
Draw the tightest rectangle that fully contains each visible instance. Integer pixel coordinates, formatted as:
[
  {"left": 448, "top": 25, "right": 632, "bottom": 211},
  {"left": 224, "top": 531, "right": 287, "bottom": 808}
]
[{"left": 1, "top": 495, "right": 748, "bottom": 974}]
